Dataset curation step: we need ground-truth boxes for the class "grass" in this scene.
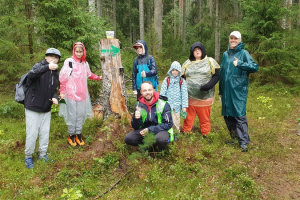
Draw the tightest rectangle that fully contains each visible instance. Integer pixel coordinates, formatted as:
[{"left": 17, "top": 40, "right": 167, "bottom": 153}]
[{"left": 0, "top": 84, "right": 300, "bottom": 199}]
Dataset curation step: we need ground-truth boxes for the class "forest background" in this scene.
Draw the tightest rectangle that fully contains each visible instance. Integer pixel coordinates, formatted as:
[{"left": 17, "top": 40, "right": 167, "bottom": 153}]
[{"left": 1, "top": 0, "right": 300, "bottom": 199}]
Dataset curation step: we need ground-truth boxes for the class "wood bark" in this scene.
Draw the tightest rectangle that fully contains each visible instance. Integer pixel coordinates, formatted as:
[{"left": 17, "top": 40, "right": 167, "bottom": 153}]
[
  {"left": 113, "top": 0, "right": 116, "bottom": 37},
  {"left": 96, "top": 0, "right": 102, "bottom": 18},
  {"left": 173, "top": 0, "right": 177, "bottom": 39},
  {"left": 24, "top": 0, "right": 33, "bottom": 60},
  {"left": 154, "top": 0, "right": 163, "bottom": 51},
  {"left": 94, "top": 39, "right": 131, "bottom": 120},
  {"left": 89, "top": 0, "right": 95, "bottom": 13},
  {"left": 214, "top": 0, "right": 220, "bottom": 62},
  {"left": 182, "top": 0, "right": 186, "bottom": 51},
  {"left": 139, "top": 0, "right": 144, "bottom": 40}
]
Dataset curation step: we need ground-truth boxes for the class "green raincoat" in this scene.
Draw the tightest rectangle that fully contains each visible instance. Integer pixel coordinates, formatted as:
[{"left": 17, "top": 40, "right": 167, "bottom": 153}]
[{"left": 219, "top": 42, "right": 258, "bottom": 117}]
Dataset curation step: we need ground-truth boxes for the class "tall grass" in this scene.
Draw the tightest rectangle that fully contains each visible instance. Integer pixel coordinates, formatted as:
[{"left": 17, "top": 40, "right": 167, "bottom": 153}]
[{"left": 0, "top": 84, "right": 299, "bottom": 199}]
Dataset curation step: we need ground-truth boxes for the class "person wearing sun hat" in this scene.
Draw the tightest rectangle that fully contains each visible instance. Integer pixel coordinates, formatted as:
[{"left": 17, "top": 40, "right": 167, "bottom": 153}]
[{"left": 219, "top": 31, "right": 259, "bottom": 152}]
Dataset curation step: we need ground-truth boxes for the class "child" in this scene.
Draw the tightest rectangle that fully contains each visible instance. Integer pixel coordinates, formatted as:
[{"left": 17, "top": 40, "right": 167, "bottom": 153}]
[
  {"left": 59, "top": 42, "right": 102, "bottom": 147},
  {"left": 160, "top": 61, "right": 188, "bottom": 132},
  {"left": 132, "top": 40, "right": 158, "bottom": 99},
  {"left": 24, "top": 48, "right": 60, "bottom": 169}
]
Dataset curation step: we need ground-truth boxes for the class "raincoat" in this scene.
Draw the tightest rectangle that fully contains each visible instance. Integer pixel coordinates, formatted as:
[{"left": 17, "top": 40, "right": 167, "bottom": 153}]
[
  {"left": 132, "top": 40, "right": 158, "bottom": 90},
  {"left": 219, "top": 42, "right": 258, "bottom": 117},
  {"left": 182, "top": 43, "right": 220, "bottom": 107},
  {"left": 160, "top": 61, "right": 188, "bottom": 113},
  {"left": 59, "top": 42, "right": 100, "bottom": 125}
]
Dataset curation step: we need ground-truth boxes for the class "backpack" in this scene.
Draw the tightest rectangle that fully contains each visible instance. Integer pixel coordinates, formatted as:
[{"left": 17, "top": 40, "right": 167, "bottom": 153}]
[
  {"left": 15, "top": 73, "right": 30, "bottom": 104},
  {"left": 166, "top": 76, "right": 184, "bottom": 89}
]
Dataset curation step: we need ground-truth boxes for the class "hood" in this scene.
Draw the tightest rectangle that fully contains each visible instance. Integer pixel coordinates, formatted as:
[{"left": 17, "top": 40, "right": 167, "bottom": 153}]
[
  {"left": 133, "top": 40, "right": 148, "bottom": 56},
  {"left": 138, "top": 91, "right": 159, "bottom": 106},
  {"left": 189, "top": 42, "right": 207, "bottom": 61},
  {"left": 167, "top": 61, "right": 182, "bottom": 77},
  {"left": 228, "top": 41, "right": 245, "bottom": 53},
  {"left": 72, "top": 42, "right": 87, "bottom": 62}
]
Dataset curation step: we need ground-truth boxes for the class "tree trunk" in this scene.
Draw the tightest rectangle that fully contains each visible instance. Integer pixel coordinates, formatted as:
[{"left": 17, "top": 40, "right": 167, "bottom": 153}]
[
  {"left": 209, "top": 0, "right": 213, "bottom": 16},
  {"left": 146, "top": 0, "right": 151, "bottom": 31},
  {"left": 113, "top": 0, "right": 116, "bottom": 37},
  {"left": 95, "top": 39, "right": 131, "bottom": 120},
  {"left": 214, "top": 0, "right": 220, "bottom": 62},
  {"left": 173, "top": 0, "right": 177, "bottom": 39},
  {"left": 139, "top": 0, "right": 144, "bottom": 40},
  {"left": 182, "top": 0, "right": 186, "bottom": 51},
  {"left": 24, "top": 0, "right": 33, "bottom": 60},
  {"left": 96, "top": 0, "right": 102, "bottom": 19},
  {"left": 88, "top": 0, "right": 95, "bottom": 13},
  {"left": 198, "top": 0, "right": 202, "bottom": 23},
  {"left": 154, "top": 0, "right": 163, "bottom": 51}
]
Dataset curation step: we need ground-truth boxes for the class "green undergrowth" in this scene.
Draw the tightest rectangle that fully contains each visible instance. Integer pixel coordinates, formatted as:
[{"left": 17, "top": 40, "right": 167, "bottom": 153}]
[{"left": 0, "top": 85, "right": 299, "bottom": 199}]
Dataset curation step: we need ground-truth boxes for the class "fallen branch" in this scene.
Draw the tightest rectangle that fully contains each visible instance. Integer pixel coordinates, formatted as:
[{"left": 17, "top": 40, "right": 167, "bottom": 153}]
[{"left": 93, "top": 171, "right": 128, "bottom": 199}]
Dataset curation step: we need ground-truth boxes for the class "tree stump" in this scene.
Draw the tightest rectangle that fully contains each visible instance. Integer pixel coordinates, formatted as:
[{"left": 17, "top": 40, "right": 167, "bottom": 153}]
[{"left": 93, "top": 39, "right": 131, "bottom": 121}]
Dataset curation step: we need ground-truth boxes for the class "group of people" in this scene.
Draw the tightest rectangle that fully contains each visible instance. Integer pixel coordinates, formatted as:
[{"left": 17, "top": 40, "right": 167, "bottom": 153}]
[
  {"left": 125, "top": 30, "right": 258, "bottom": 154},
  {"left": 23, "top": 30, "right": 258, "bottom": 169}
]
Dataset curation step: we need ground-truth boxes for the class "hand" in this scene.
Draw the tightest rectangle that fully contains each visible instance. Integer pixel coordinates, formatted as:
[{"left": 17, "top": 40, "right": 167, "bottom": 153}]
[
  {"left": 200, "top": 84, "right": 210, "bottom": 91},
  {"left": 52, "top": 98, "right": 58, "bottom": 105},
  {"left": 133, "top": 90, "right": 137, "bottom": 95},
  {"left": 140, "top": 128, "right": 149, "bottom": 136},
  {"left": 49, "top": 60, "right": 58, "bottom": 70},
  {"left": 135, "top": 107, "right": 141, "bottom": 119},
  {"left": 182, "top": 108, "right": 186, "bottom": 112},
  {"left": 233, "top": 57, "right": 238, "bottom": 67},
  {"left": 59, "top": 94, "right": 66, "bottom": 99},
  {"left": 99, "top": 76, "right": 102, "bottom": 80},
  {"left": 141, "top": 71, "right": 146, "bottom": 77}
]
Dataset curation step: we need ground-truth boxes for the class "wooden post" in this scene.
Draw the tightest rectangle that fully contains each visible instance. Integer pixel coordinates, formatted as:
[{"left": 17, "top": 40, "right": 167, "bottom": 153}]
[{"left": 93, "top": 39, "right": 131, "bottom": 120}]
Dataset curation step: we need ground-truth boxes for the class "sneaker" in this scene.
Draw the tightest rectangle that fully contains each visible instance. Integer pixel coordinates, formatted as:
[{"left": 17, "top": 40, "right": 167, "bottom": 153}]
[
  {"left": 75, "top": 134, "right": 85, "bottom": 146},
  {"left": 68, "top": 135, "right": 77, "bottom": 147},
  {"left": 241, "top": 144, "right": 248, "bottom": 152},
  {"left": 25, "top": 157, "right": 34, "bottom": 169},
  {"left": 38, "top": 155, "right": 54, "bottom": 162}
]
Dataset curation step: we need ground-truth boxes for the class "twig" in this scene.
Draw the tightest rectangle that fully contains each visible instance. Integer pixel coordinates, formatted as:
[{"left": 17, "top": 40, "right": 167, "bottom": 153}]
[{"left": 93, "top": 172, "right": 128, "bottom": 199}]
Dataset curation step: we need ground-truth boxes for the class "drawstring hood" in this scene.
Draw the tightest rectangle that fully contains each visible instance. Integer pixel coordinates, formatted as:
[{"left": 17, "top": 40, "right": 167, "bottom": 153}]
[{"left": 189, "top": 42, "right": 207, "bottom": 61}]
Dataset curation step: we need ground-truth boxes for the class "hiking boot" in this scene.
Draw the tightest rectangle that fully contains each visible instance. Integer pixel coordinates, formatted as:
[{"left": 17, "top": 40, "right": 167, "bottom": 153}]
[
  {"left": 38, "top": 155, "right": 54, "bottom": 162},
  {"left": 241, "top": 144, "right": 248, "bottom": 152},
  {"left": 25, "top": 157, "right": 34, "bottom": 169},
  {"left": 68, "top": 135, "right": 77, "bottom": 147},
  {"left": 75, "top": 134, "right": 85, "bottom": 146}
]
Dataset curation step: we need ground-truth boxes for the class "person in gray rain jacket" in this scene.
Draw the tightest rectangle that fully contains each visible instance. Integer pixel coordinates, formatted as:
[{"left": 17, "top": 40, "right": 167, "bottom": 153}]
[{"left": 219, "top": 31, "right": 259, "bottom": 152}]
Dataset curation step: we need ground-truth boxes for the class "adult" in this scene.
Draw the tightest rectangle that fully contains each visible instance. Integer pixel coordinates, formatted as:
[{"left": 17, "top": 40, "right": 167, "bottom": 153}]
[
  {"left": 219, "top": 31, "right": 259, "bottom": 152},
  {"left": 181, "top": 42, "right": 220, "bottom": 137},
  {"left": 124, "top": 81, "right": 173, "bottom": 151}
]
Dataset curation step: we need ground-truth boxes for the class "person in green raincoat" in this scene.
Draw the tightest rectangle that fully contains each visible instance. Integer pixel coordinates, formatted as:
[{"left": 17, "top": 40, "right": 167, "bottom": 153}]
[{"left": 219, "top": 31, "right": 259, "bottom": 152}]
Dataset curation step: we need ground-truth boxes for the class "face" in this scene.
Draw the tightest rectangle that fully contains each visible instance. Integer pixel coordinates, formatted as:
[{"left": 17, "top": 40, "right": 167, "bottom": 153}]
[
  {"left": 75, "top": 47, "right": 84, "bottom": 59},
  {"left": 193, "top": 47, "right": 202, "bottom": 60},
  {"left": 229, "top": 36, "right": 241, "bottom": 49},
  {"left": 136, "top": 46, "right": 143, "bottom": 55},
  {"left": 45, "top": 55, "right": 59, "bottom": 64},
  {"left": 171, "top": 69, "right": 179, "bottom": 77},
  {"left": 140, "top": 82, "right": 154, "bottom": 102}
]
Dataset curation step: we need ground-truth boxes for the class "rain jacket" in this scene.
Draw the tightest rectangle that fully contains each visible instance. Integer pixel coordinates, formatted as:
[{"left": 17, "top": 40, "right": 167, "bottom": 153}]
[
  {"left": 59, "top": 42, "right": 100, "bottom": 122},
  {"left": 24, "top": 59, "right": 59, "bottom": 112},
  {"left": 132, "top": 92, "right": 173, "bottom": 134},
  {"left": 182, "top": 42, "right": 220, "bottom": 107},
  {"left": 219, "top": 42, "right": 258, "bottom": 117},
  {"left": 132, "top": 40, "right": 158, "bottom": 90},
  {"left": 160, "top": 61, "right": 188, "bottom": 113}
]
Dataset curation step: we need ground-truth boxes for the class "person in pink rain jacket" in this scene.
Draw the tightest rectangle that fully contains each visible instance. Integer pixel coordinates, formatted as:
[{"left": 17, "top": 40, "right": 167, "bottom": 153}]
[{"left": 59, "top": 42, "right": 102, "bottom": 147}]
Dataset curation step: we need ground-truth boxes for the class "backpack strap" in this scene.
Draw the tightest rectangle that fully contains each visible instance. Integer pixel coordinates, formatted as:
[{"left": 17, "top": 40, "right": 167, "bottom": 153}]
[
  {"left": 167, "top": 76, "right": 183, "bottom": 89},
  {"left": 69, "top": 62, "right": 73, "bottom": 76}
]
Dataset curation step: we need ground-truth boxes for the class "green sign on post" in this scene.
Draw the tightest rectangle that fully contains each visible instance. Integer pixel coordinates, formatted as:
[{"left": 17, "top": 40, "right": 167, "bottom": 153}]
[{"left": 101, "top": 45, "right": 120, "bottom": 57}]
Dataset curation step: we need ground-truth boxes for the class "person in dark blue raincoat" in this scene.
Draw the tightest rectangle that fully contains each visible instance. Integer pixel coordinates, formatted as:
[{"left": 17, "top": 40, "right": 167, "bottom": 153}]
[
  {"left": 132, "top": 40, "right": 158, "bottom": 99},
  {"left": 219, "top": 31, "right": 259, "bottom": 152}
]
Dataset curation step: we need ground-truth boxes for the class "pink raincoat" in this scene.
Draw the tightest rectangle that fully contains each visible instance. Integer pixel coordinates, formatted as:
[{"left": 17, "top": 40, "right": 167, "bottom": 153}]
[{"left": 59, "top": 42, "right": 100, "bottom": 124}]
